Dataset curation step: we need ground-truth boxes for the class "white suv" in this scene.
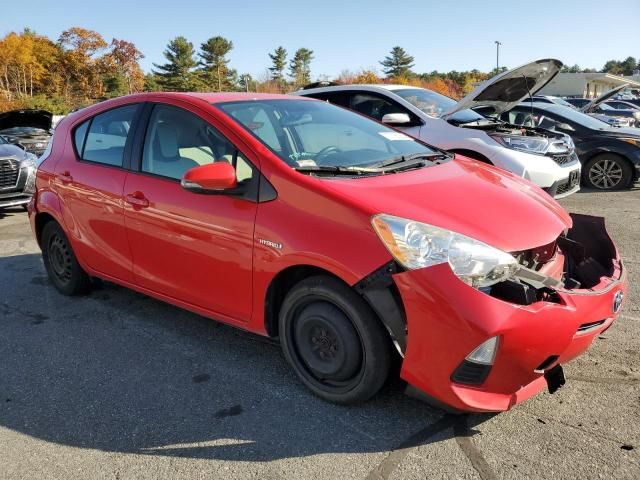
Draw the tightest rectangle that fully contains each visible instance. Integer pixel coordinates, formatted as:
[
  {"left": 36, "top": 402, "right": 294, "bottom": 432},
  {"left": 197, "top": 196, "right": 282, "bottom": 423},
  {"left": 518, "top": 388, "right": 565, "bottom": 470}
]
[{"left": 295, "top": 59, "right": 581, "bottom": 198}]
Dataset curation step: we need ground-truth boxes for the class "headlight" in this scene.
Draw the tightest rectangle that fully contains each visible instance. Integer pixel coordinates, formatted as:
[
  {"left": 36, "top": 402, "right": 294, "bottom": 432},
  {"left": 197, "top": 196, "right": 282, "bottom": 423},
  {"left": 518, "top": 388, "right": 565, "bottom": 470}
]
[
  {"left": 489, "top": 134, "right": 549, "bottom": 155},
  {"left": 371, "top": 214, "right": 518, "bottom": 288},
  {"left": 21, "top": 155, "right": 38, "bottom": 194}
]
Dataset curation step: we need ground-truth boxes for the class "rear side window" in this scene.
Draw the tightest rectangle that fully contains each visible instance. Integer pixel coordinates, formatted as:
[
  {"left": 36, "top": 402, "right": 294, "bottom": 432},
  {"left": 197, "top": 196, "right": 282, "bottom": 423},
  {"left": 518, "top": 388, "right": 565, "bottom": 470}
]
[{"left": 74, "top": 105, "right": 138, "bottom": 167}]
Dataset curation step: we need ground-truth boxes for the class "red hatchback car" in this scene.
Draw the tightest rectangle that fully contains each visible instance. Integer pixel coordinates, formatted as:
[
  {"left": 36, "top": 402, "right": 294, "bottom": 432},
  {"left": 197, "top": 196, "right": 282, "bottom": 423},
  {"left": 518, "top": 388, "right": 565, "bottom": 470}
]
[{"left": 29, "top": 92, "right": 627, "bottom": 412}]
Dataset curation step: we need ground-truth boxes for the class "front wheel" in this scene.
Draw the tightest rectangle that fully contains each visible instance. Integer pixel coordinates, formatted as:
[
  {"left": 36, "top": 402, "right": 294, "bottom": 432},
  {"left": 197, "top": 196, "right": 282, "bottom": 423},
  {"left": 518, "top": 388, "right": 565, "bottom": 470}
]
[
  {"left": 583, "top": 154, "right": 634, "bottom": 190},
  {"left": 279, "top": 275, "right": 392, "bottom": 404},
  {"left": 41, "top": 221, "right": 92, "bottom": 295}
]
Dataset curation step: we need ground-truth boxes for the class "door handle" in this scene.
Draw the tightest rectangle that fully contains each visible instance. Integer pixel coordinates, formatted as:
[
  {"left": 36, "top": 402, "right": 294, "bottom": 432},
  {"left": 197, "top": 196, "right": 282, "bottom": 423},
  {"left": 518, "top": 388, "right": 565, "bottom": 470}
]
[
  {"left": 125, "top": 191, "right": 149, "bottom": 208},
  {"left": 57, "top": 171, "right": 73, "bottom": 184}
]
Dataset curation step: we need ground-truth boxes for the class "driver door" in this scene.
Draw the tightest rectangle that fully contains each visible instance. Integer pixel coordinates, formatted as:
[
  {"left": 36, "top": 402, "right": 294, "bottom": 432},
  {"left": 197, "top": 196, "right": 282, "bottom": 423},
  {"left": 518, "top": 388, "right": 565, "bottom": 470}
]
[{"left": 123, "top": 102, "right": 257, "bottom": 322}]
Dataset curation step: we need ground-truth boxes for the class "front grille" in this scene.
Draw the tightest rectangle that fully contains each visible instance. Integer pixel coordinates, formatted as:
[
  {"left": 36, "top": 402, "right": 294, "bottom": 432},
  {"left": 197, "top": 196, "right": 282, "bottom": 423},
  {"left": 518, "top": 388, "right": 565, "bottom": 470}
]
[
  {"left": 550, "top": 152, "right": 578, "bottom": 166},
  {"left": 0, "top": 158, "right": 20, "bottom": 189},
  {"left": 577, "top": 319, "right": 606, "bottom": 334}
]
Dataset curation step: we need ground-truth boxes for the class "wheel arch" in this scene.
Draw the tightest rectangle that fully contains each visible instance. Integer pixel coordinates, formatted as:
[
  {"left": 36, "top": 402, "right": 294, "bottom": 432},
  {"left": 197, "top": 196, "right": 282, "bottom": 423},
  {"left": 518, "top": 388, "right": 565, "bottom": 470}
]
[{"left": 264, "top": 264, "right": 345, "bottom": 338}]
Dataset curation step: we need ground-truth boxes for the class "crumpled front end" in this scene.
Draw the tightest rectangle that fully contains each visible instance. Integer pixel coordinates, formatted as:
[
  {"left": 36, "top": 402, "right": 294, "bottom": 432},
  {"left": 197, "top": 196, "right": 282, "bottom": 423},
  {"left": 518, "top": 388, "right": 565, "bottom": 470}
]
[{"left": 394, "top": 213, "right": 627, "bottom": 412}]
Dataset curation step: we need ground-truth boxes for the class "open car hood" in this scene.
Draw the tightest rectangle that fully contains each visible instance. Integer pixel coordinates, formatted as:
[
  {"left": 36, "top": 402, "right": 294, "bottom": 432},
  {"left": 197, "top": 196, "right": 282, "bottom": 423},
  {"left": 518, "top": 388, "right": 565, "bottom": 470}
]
[
  {"left": 442, "top": 59, "right": 563, "bottom": 119},
  {"left": 0, "top": 109, "right": 52, "bottom": 131},
  {"left": 581, "top": 84, "right": 629, "bottom": 113}
]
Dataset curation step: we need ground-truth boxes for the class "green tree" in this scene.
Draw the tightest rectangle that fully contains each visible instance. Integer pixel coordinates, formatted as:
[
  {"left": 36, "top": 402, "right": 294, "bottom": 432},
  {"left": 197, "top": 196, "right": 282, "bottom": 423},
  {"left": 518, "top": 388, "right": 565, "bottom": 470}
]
[
  {"left": 143, "top": 73, "right": 161, "bottom": 92},
  {"left": 620, "top": 56, "right": 637, "bottom": 76},
  {"left": 288, "top": 48, "right": 314, "bottom": 87},
  {"left": 268, "top": 46, "right": 287, "bottom": 82},
  {"left": 152, "top": 36, "right": 200, "bottom": 91},
  {"left": 602, "top": 59, "right": 623, "bottom": 75},
  {"left": 199, "top": 36, "right": 235, "bottom": 91},
  {"left": 380, "top": 46, "right": 414, "bottom": 78}
]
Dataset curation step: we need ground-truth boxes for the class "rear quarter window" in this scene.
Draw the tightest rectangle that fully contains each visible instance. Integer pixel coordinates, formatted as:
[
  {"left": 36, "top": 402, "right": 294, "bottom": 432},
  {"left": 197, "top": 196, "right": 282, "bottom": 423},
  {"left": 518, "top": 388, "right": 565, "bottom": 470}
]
[{"left": 73, "top": 104, "right": 139, "bottom": 167}]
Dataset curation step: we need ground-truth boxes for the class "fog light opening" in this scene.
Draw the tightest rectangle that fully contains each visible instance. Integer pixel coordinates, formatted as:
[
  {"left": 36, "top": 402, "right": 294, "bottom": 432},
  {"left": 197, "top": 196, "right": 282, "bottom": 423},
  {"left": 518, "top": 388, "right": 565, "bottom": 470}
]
[
  {"left": 466, "top": 336, "right": 499, "bottom": 365},
  {"left": 451, "top": 336, "right": 500, "bottom": 386}
]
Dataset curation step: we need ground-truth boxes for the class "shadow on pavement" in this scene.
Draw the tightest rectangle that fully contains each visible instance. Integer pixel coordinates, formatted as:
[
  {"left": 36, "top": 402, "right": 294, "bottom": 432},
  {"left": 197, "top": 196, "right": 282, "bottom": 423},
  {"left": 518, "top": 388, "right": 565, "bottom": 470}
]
[{"left": 0, "top": 253, "right": 493, "bottom": 464}]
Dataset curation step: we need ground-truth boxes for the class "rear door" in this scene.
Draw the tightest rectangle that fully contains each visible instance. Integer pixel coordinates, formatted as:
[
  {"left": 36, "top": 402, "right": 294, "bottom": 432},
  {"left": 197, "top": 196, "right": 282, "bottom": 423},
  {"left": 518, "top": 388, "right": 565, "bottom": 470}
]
[
  {"left": 122, "top": 101, "right": 257, "bottom": 321},
  {"left": 55, "top": 103, "right": 141, "bottom": 282}
]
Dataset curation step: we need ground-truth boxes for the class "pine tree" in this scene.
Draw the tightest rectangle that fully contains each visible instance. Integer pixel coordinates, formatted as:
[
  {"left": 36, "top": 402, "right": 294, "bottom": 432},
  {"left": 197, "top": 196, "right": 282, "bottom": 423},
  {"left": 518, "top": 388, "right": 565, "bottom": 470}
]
[
  {"left": 152, "top": 37, "right": 199, "bottom": 91},
  {"left": 199, "top": 36, "right": 236, "bottom": 91},
  {"left": 288, "top": 48, "right": 314, "bottom": 87},
  {"left": 379, "top": 46, "right": 415, "bottom": 78},
  {"left": 268, "top": 46, "right": 287, "bottom": 81}
]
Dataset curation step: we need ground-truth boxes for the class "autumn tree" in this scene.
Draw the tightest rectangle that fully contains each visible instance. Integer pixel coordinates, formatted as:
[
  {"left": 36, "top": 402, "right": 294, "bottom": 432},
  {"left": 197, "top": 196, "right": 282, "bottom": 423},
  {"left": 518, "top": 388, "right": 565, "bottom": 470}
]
[
  {"left": 268, "top": 46, "right": 287, "bottom": 83},
  {"left": 380, "top": 46, "right": 414, "bottom": 78},
  {"left": 101, "top": 39, "right": 145, "bottom": 95},
  {"left": 288, "top": 48, "right": 313, "bottom": 87},
  {"left": 58, "top": 27, "right": 108, "bottom": 101},
  {"left": 153, "top": 36, "right": 200, "bottom": 91}
]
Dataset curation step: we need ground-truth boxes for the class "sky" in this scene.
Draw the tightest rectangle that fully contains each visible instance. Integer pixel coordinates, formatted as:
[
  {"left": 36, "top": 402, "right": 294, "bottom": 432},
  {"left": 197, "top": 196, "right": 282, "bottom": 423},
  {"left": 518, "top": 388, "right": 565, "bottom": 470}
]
[{"left": 3, "top": 0, "right": 640, "bottom": 79}]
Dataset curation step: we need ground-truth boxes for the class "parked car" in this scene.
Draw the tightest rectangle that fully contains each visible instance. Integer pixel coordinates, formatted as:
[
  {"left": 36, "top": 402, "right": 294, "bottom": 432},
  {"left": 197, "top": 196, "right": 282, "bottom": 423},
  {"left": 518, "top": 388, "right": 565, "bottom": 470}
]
[
  {"left": 29, "top": 92, "right": 627, "bottom": 412},
  {"left": 479, "top": 102, "right": 640, "bottom": 190},
  {"left": 0, "top": 109, "right": 53, "bottom": 156},
  {"left": 295, "top": 59, "right": 582, "bottom": 199},
  {"left": 0, "top": 134, "right": 38, "bottom": 209},
  {"left": 529, "top": 95, "right": 577, "bottom": 108},
  {"left": 565, "top": 87, "right": 639, "bottom": 128},
  {"left": 604, "top": 99, "right": 640, "bottom": 111}
]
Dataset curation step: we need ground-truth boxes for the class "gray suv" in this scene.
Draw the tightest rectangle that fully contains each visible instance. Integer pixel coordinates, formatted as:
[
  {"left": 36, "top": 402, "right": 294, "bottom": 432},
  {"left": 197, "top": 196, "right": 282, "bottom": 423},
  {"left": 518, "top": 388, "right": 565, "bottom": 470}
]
[{"left": 0, "top": 135, "right": 38, "bottom": 209}]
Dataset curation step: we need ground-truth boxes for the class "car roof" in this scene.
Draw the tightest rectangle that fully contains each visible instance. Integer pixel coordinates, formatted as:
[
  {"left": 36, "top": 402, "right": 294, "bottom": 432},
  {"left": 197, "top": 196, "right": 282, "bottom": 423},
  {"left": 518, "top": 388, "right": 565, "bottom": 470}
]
[{"left": 295, "top": 84, "right": 419, "bottom": 96}]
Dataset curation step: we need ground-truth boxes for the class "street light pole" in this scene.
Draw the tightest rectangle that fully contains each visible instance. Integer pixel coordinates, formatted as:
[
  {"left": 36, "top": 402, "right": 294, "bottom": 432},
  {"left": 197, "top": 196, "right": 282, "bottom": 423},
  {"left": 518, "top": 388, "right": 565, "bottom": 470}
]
[{"left": 494, "top": 41, "right": 502, "bottom": 71}]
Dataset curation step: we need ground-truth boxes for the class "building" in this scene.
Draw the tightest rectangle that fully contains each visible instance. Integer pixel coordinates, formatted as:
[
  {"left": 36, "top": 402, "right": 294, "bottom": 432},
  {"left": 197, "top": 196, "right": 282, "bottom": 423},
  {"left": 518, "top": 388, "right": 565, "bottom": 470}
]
[{"left": 538, "top": 72, "right": 640, "bottom": 98}]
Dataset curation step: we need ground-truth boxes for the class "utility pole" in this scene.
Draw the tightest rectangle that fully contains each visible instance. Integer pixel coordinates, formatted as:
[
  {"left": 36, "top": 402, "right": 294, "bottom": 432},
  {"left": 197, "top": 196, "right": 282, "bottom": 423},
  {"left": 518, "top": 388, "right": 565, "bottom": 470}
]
[{"left": 494, "top": 41, "right": 502, "bottom": 71}]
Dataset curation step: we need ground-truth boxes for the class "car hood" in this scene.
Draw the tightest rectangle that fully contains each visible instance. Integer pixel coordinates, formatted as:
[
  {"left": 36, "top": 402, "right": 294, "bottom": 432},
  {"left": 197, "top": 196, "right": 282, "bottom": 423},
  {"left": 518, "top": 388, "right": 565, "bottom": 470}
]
[
  {"left": 442, "top": 59, "right": 563, "bottom": 119},
  {"left": 322, "top": 157, "right": 571, "bottom": 252},
  {"left": 581, "top": 85, "right": 629, "bottom": 113},
  {"left": 0, "top": 109, "right": 52, "bottom": 131},
  {"left": 0, "top": 143, "right": 29, "bottom": 160}
]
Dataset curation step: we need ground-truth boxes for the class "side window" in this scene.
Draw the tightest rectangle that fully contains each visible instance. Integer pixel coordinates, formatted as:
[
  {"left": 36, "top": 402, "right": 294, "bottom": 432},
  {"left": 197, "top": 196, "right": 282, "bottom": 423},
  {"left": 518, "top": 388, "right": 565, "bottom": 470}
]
[
  {"left": 348, "top": 93, "right": 406, "bottom": 121},
  {"left": 82, "top": 105, "right": 138, "bottom": 166},
  {"left": 142, "top": 104, "right": 254, "bottom": 182},
  {"left": 73, "top": 120, "right": 89, "bottom": 155},
  {"left": 309, "top": 92, "right": 349, "bottom": 107}
]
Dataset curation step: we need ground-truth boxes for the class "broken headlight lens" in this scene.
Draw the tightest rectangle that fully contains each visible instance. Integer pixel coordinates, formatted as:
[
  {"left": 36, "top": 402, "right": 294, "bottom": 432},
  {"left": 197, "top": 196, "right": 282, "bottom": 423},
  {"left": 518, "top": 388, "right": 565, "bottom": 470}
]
[
  {"left": 372, "top": 214, "right": 519, "bottom": 288},
  {"left": 489, "top": 134, "right": 549, "bottom": 155}
]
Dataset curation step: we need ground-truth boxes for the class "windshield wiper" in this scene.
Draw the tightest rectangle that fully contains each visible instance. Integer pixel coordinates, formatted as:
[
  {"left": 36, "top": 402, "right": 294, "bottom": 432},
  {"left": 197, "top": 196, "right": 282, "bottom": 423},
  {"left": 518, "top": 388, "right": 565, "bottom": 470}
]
[
  {"left": 371, "top": 152, "right": 446, "bottom": 169},
  {"left": 293, "top": 165, "right": 381, "bottom": 175}
]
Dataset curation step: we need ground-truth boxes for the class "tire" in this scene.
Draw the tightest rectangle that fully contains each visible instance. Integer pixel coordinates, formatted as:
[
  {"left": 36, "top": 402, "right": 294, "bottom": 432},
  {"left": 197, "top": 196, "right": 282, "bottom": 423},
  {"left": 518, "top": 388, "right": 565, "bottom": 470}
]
[
  {"left": 583, "top": 153, "right": 634, "bottom": 190},
  {"left": 41, "top": 221, "right": 92, "bottom": 295},
  {"left": 279, "top": 275, "right": 392, "bottom": 404}
]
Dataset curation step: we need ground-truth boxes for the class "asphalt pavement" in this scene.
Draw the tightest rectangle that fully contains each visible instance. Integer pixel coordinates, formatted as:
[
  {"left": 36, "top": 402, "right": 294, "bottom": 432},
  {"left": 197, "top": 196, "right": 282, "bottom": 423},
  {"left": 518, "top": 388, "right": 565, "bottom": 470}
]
[{"left": 0, "top": 188, "right": 638, "bottom": 479}]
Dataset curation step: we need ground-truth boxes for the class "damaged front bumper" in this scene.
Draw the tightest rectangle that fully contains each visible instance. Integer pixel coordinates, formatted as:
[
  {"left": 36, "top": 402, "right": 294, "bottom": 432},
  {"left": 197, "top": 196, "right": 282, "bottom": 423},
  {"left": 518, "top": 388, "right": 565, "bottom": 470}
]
[{"left": 365, "top": 214, "right": 627, "bottom": 413}]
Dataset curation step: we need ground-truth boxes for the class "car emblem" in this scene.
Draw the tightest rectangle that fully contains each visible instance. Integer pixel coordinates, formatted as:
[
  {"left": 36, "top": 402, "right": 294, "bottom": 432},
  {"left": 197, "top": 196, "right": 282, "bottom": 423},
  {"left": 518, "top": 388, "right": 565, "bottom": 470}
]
[
  {"left": 258, "top": 238, "right": 283, "bottom": 250},
  {"left": 613, "top": 291, "right": 623, "bottom": 313}
]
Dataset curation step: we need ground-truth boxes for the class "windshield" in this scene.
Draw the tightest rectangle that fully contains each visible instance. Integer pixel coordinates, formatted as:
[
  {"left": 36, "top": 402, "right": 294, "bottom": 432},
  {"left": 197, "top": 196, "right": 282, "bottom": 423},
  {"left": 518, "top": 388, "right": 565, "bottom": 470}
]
[
  {"left": 547, "top": 105, "right": 612, "bottom": 129},
  {"left": 0, "top": 135, "right": 7, "bottom": 144},
  {"left": 0, "top": 126, "right": 48, "bottom": 136},
  {"left": 392, "top": 88, "right": 485, "bottom": 123},
  {"left": 217, "top": 99, "right": 438, "bottom": 169}
]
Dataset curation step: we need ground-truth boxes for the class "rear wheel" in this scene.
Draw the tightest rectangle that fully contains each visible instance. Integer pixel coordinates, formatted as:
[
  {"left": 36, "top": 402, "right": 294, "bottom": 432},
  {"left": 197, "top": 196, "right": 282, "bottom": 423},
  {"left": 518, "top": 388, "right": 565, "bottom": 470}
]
[
  {"left": 279, "top": 275, "right": 391, "bottom": 404},
  {"left": 41, "top": 221, "right": 91, "bottom": 295},
  {"left": 583, "top": 154, "right": 633, "bottom": 190}
]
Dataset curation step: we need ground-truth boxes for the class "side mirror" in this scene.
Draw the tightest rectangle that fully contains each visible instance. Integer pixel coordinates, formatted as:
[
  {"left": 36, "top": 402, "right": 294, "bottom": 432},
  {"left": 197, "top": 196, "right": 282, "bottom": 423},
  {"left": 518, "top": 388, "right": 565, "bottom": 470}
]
[
  {"left": 181, "top": 162, "right": 237, "bottom": 193},
  {"left": 555, "top": 122, "right": 575, "bottom": 132},
  {"left": 381, "top": 113, "right": 411, "bottom": 125}
]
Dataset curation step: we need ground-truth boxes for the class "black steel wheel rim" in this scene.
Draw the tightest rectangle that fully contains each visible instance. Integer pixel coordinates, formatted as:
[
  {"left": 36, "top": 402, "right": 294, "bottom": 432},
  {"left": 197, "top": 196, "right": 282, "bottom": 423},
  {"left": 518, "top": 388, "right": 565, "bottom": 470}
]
[
  {"left": 589, "top": 158, "right": 623, "bottom": 189},
  {"left": 48, "top": 234, "right": 72, "bottom": 285},
  {"left": 287, "top": 298, "right": 365, "bottom": 393}
]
